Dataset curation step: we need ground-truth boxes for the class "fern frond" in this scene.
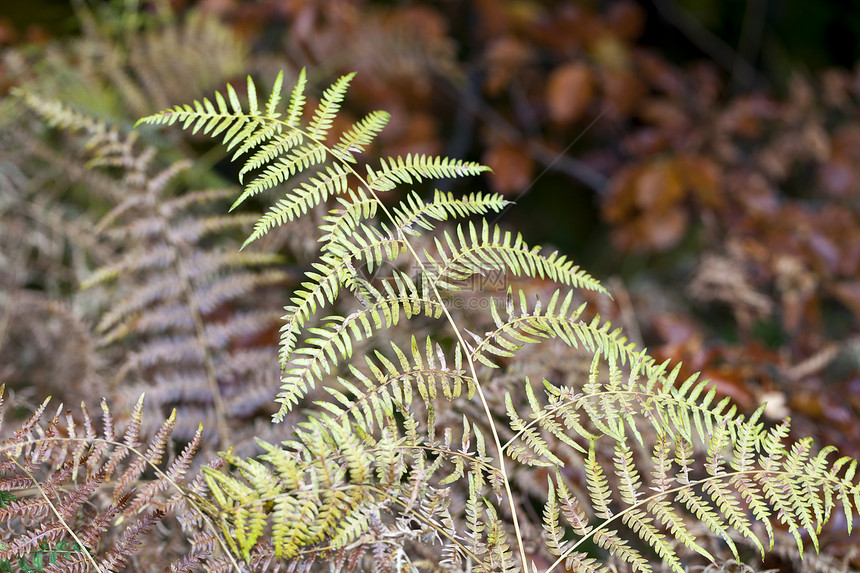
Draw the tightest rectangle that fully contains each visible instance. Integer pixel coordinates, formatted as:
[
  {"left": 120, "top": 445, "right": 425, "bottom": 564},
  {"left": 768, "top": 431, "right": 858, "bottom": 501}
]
[
  {"left": 484, "top": 501, "right": 517, "bottom": 573},
  {"left": 242, "top": 163, "right": 350, "bottom": 247},
  {"left": 236, "top": 143, "right": 329, "bottom": 206},
  {"left": 277, "top": 270, "right": 444, "bottom": 414},
  {"left": 236, "top": 130, "right": 303, "bottom": 185},
  {"left": 332, "top": 110, "right": 391, "bottom": 163},
  {"left": 318, "top": 337, "right": 474, "bottom": 434},
  {"left": 543, "top": 478, "right": 570, "bottom": 557},
  {"left": 392, "top": 189, "right": 509, "bottom": 236},
  {"left": 0, "top": 390, "right": 211, "bottom": 570},
  {"left": 505, "top": 389, "right": 562, "bottom": 467},
  {"left": 585, "top": 443, "right": 613, "bottom": 521},
  {"left": 320, "top": 189, "right": 379, "bottom": 248},
  {"left": 594, "top": 527, "right": 651, "bottom": 573},
  {"left": 427, "top": 220, "right": 607, "bottom": 294},
  {"left": 277, "top": 234, "right": 408, "bottom": 371},
  {"left": 133, "top": 67, "right": 860, "bottom": 573},
  {"left": 307, "top": 72, "right": 355, "bottom": 140},
  {"left": 366, "top": 154, "right": 489, "bottom": 192}
]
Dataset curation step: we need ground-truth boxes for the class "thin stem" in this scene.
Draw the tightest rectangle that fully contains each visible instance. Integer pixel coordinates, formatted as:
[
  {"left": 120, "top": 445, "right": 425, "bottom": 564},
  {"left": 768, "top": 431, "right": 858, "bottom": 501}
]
[
  {"left": 158, "top": 197, "right": 231, "bottom": 448},
  {"left": 3, "top": 433, "right": 244, "bottom": 573},
  {"left": 9, "top": 458, "right": 104, "bottom": 573},
  {"left": 265, "top": 113, "right": 531, "bottom": 571}
]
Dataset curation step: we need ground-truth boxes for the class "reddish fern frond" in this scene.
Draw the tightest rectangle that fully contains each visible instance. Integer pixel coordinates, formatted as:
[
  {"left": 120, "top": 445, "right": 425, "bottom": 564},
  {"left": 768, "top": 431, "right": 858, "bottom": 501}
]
[
  {"left": 0, "top": 521, "right": 68, "bottom": 561},
  {"left": 0, "top": 389, "right": 215, "bottom": 572},
  {"left": 95, "top": 510, "right": 165, "bottom": 572}
]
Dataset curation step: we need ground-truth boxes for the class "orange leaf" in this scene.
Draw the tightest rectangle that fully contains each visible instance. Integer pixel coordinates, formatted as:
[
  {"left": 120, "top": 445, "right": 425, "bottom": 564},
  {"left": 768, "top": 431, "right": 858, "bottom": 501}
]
[
  {"left": 600, "top": 68, "right": 644, "bottom": 119},
  {"left": 606, "top": 1, "right": 645, "bottom": 41},
  {"left": 677, "top": 155, "right": 723, "bottom": 208},
  {"left": 634, "top": 160, "right": 684, "bottom": 212},
  {"left": 546, "top": 62, "right": 594, "bottom": 125},
  {"left": 483, "top": 142, "right": 535, "bottom": 196}
]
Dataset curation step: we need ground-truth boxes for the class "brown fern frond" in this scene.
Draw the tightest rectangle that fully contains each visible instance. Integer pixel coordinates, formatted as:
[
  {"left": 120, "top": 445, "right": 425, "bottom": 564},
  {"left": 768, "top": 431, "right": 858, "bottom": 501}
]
[
  {"left": 15, "top": 93, "right": 292, "bottom": 452},
  {"left": 0, "top": 388, "right": 217, "bottom": 572}
]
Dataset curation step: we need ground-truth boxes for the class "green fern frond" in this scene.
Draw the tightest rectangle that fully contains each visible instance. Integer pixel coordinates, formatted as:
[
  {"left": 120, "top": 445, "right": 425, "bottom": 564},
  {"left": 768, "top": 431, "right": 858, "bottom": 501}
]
[
  {"left": 366, "top": 154, "right": 490, "bottom": 192},
  {"left": 320, "top": 189, "right": 379, "bottom": 248},
  {"left": 332, "top": 110, "right": 391, "bottom": 163},
  {"left": 236, "top": 143, "right": 329, "bottom": 207},
  {"left": 328, "top": 222, "right": 405, "bottom": 275},
  {"left": 283, "top": 68, "right": 306, "bottom": 127},
  {"left": 242, "top": 163, "right": 350, "bottom": 247},
  {"left": 318, "top": 337, "right": 473, "bottom": 433},
  {"left": 237, "top": 131, "right": 303, "bottom": 184},
  {"left": 593, "top": 528, "right": 651, "bottom": 573},
  {"left": 427, "top": 220, "right": 607, "bottom": 294},
  {"left": 393, "top": 189, "right": 509, "bottom": 235},
  {"left": 277, "top": 271, "right": 444, "bottom": 414},
  {"left": 204, "top": 424, "right": 386, "bottom": 563},
  {"left": 277, "top": 233, "right": 408, "bottom": 364},
  {"left": 505, "top": 390, "right": 562, "bottom": 467},
  {"left": 134, "top": 67, "right": 860, "bottom": 573},
  {"left": 307, "top": 72, "right": 355, "bottom": 140}
]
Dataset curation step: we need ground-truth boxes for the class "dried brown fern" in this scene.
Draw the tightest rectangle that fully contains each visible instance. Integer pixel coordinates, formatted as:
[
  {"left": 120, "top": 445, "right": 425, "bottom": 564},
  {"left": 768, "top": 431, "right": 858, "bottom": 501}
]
[
  {"left": 0, "top": 385, "right": 228, "bottom": 573},
  {"left": 14, "top": 91, "right": 294, "bottom": 453}
]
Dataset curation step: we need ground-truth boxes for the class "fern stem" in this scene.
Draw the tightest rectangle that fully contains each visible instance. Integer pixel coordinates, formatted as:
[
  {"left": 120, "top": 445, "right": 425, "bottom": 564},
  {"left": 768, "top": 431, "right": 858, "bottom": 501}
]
[
  {"left": 3, "top": 434, "right": 245, "bottom": 573},
  {"left": 165, "top": 224, "right": 231, "bottom": 447},
  {"left": 545, "top": 465, "right": 838, "bottom": 573},
  {"left": 337, "top": 165, "right": 531, "bottom": 572},
  {"left": 8, "top": 458, "right": 104, "bottom": 573},
  {"left": 296, "top": 116, "right": 531, "bottom": 571}
]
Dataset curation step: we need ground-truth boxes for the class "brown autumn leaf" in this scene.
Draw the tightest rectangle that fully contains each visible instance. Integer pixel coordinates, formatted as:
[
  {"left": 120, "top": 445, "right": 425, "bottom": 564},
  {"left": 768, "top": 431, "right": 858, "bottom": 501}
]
[
  {"left": 483, "top": 35, "right": 534, "bottom": 96},
  {"left": 677, "top": 155, "right": 723, "bottom": 209},
  {"left": 483, "top": 142, "right": 535, "bottom": 196},
  {"left": 600, "top": 67, "right": 645, "bottom": 120},
  {"left": 634, "top": 159, "right": 684, "bottom": 212},
  {"left": 606, "top": 0, "right": 645, "bottom": 41},
  {"left": 603, "top": 164, "right": 641, "bottom": 223},
  {"left": 545, "top": 62, "right": 594, "bottom": 126}
]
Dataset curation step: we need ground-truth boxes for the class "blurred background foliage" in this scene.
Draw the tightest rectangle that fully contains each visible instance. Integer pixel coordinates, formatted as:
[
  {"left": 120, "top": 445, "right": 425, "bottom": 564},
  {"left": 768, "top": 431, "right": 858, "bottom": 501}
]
[{"left": 5, "top": 0, "right": 860, "bottom": 564}]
